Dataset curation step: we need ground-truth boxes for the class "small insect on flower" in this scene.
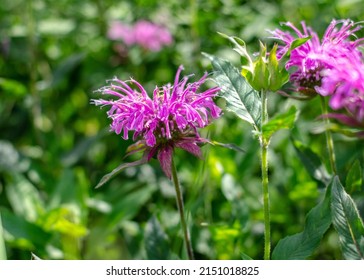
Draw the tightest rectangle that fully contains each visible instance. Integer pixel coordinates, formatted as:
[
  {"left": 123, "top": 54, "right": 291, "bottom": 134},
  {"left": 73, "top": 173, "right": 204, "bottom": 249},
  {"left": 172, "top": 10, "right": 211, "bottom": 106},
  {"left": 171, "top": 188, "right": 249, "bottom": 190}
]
[{"left": 92, "top": 65, "right": 221, "bottom": 181}]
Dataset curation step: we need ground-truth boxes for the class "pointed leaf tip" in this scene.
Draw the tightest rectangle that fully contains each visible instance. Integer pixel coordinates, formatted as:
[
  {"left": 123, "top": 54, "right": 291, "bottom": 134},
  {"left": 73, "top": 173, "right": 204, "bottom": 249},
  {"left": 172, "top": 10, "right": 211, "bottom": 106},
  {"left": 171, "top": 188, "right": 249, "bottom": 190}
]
[
  {"left": 331, "top": 176, "right": 364, "bottom": 259},
  {"left": 95, "top": 157, "right": 148, "bottom": 189}
]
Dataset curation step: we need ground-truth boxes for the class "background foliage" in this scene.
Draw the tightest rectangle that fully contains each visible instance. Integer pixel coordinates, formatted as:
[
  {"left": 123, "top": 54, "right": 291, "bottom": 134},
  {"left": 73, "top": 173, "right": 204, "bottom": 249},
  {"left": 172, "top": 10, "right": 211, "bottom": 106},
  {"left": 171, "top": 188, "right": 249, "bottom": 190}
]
[{"left": 0, "top": 0, "right": 363, "bottom": 260}]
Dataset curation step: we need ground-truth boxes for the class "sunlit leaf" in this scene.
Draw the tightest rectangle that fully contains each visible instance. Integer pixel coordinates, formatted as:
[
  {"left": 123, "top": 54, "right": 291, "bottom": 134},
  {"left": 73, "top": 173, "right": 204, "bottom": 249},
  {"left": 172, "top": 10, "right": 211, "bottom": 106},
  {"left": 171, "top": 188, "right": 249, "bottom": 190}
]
[
  {"left": 144, "top": 216, "right": 171, "bottom": 260},
  {"left": 203, "top": 53, "right": 261, "bottom": 130},
  {"left": 31, "top": 252, "right": 42, "bottom": 260},
  {"left": 38, "top": 18, "right": 76, "bottom": 35},
  {"left": 0, "top": 78, "right": 27, "bottom": 98},
  {"left": 0, "top": 140, "right": 21, "bottom": 172},
  {"left": 249, "top": 42, "right": 269, "bottom": 90},
  {"left": 267, "top": 44, "right": 289, "bottom": 91},
  {"left": 221, "top": 174, "right": 241, "bottom": 202},
  {"left": 262, "top": 106, "right": 298, "bottom": 141},
  {"left": 346, "top": 160, "right": 362, "bottom": 194},
  {"left": 5, "top": 173, "right": 45, "bottom": 222},
  {"left": 39, "top": 207, "right": 87, "bottom": 238},
  {"left": 221, "top": 174, "right": 249, "bottom": 225},
  {"left": 272, "top": 183, "right": 331, "bottom": 259},
  {"left": 331, "top": 176, "right": 364, "bottom": 259}
]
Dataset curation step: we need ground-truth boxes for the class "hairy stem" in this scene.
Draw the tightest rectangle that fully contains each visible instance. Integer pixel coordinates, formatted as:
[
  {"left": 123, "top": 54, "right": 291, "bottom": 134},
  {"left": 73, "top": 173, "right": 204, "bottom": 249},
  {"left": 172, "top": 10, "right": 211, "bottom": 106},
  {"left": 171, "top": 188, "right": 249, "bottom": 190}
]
[
  {"left": 261, "top": 89, "right": 271, "bottom": 260},
  {"left": 320, "top": 96, "right": 337, "bottom": 175},
  {"left": 171, "top": 158, "right": 194, "bottom": 260}
]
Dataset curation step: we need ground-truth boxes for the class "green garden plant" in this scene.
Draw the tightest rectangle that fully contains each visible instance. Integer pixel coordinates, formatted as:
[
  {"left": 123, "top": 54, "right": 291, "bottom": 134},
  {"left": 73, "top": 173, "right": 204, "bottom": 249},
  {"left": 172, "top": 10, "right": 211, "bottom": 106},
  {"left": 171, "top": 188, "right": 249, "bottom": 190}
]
[{"left": 205, "top": 19, "right": 364, "bottom": 260}]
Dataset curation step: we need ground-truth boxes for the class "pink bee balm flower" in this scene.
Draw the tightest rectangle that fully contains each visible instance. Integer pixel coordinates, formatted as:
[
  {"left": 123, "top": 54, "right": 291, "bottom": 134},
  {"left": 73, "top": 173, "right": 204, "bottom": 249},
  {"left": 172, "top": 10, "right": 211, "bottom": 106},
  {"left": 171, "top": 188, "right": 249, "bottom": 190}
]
[
  {"left": 133, "top": 20, "right": 173, "bottom": 52},
  {"left": 107, "top": 20, "right": 173, "bottom": 52},
  {"left": 318, "top": 53, "right": 364, "bottom": 128},
  {"left": 107, "top": 21, "right": 135, "bottom": 46},
  {"left": 270, "top": 19, "right": 363, "bottom": 96},
  {"left": 92, "top": 66, "right": 221, "bottom": 178}
]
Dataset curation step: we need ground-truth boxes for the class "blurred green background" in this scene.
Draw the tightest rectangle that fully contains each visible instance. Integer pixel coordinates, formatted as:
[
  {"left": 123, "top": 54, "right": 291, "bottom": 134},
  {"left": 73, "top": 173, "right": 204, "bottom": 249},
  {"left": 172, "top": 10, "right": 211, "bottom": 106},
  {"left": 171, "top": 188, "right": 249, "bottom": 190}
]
[{"left": 0, "top": 0, "right": 363, "bottom": 260}]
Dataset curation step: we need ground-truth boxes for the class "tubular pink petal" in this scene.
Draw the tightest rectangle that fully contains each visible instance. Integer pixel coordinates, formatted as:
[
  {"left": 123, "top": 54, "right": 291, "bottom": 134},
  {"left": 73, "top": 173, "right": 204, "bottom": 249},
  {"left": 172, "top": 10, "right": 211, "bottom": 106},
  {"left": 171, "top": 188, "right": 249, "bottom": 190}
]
[{"left": 93, "top": 65, "right": 222, "bottom": 162}]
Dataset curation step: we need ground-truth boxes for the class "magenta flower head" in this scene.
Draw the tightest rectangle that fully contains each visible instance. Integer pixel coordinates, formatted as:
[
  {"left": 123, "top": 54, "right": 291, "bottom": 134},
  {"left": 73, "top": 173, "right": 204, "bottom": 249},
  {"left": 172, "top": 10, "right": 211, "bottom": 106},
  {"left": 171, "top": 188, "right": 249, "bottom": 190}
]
[
  {"left": 318, "top": 52, "right": 364, "bottom": 129},
  {"left": 270, "top": 19, "right": 363, "bottom": 96},
  {"left": 92, "top": 66, "right": 221, "bottom": 179}
]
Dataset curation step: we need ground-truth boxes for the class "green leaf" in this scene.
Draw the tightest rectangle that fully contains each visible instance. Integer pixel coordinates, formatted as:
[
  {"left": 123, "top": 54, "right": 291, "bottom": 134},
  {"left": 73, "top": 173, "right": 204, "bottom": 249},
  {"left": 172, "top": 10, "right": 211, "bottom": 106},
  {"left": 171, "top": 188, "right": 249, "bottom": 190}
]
[
  {"left": 267, "top": 44, "right": 289, "bottom": 91},
  {"left": 262, "top": 106, "right": 298, "bottom": 141},
  {"left": 95, "top": 157, "right": 148, "bottom": 189},
  {"left": 241, "top": 252, "right": 253, "bottom": 260},
  {"left": 249, "top": 42, "right": 269, "bottom": 90},
  {"left": 346, "top": 160, "right": 362, "bottom": 194},
  {"left": 203, "top": 53, "right": 261, "bottom": 130},
  {"left": 221, "top": 174, "right": 249, "bottom": 226},
  {"left": 61, "top": 129, "right": 108, "bottom": 167},
  {"left": 331, "top": 176, "right": 364, "bottom": 259},
  {"left": 0, "top": 140, "right": 22, "bottom": 173},
  {"left": 5, "top": 173, "right": 45, "bottom": 222},
  {"left": 292, "top": 139, "right": 331, "bottom": 187},
  {"left": 1, "top": 209, "right": 51, "bottom": 251},
  {"left": 0, "top": 78, "right": 27, "bottom": 98},
  {"left": 102, "top": 185, "right": 156, "bottom": 230},
  {"left": 290, "top": 37, "right": 311, "bottom": 50},
  {"left": 38, "top": 18, "right": 75, "bottom": 35},
  {"left": 217, "top": 32, "right": 253, "bottom": 68},
  {"left": 272, "top": 184, "right": 332, "bottom": 259},
  {"left": 31, "top": 252, "right": 42, "bottom": 260},
  {"left": 48, "top": 169, "right": 77, "bottom": 208},
  {"left": 52, "top": 53, "right": 85, "bottom": 88},
  {"left": 209, "top": 140, "right": 245, "bottom": 153},
  {"left": 144, "top": 216, "right": 171, "bottom": 260},
  {"left": 284, "top": 37, "right": 311, "bottom": 57},
  {"left": 39, "top": 207, "right": 88, "bottom": 238},
  {"left": 0, "top": 214, "right": 7, "bottom": 260}
]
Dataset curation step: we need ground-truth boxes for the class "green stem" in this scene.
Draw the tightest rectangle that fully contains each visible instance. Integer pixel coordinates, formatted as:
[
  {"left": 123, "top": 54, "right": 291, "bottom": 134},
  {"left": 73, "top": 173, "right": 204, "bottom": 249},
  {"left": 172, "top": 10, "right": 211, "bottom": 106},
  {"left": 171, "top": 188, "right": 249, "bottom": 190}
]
[
  {"left": 320, "top": 96, "right": 337, "bottom": 175},
  {"left": 261, "top": 90, "right": 271, "bottom": 260},
  {"left": 171, "top": 158, "right": 194, "bottom": 260}
]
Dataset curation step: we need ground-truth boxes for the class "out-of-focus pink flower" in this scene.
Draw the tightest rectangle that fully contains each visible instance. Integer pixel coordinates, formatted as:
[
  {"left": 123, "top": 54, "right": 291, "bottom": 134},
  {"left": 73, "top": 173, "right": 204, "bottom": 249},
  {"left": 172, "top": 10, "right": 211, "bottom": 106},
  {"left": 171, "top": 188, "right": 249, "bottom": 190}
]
[
  {"left": 133, "top": 20, "right": 173, "bottom": 51},
  {"left": 270, "top": 19, "right": 363, "bottom": 96},
  {"left": 107, "top": 21, "right": 135, "bottom": 46},
  {"left": 107, "top": 20, "right": 173, "bottom": 52},
  {"left": 92, "top": 66, "right": 221, "bottom": 178}
]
